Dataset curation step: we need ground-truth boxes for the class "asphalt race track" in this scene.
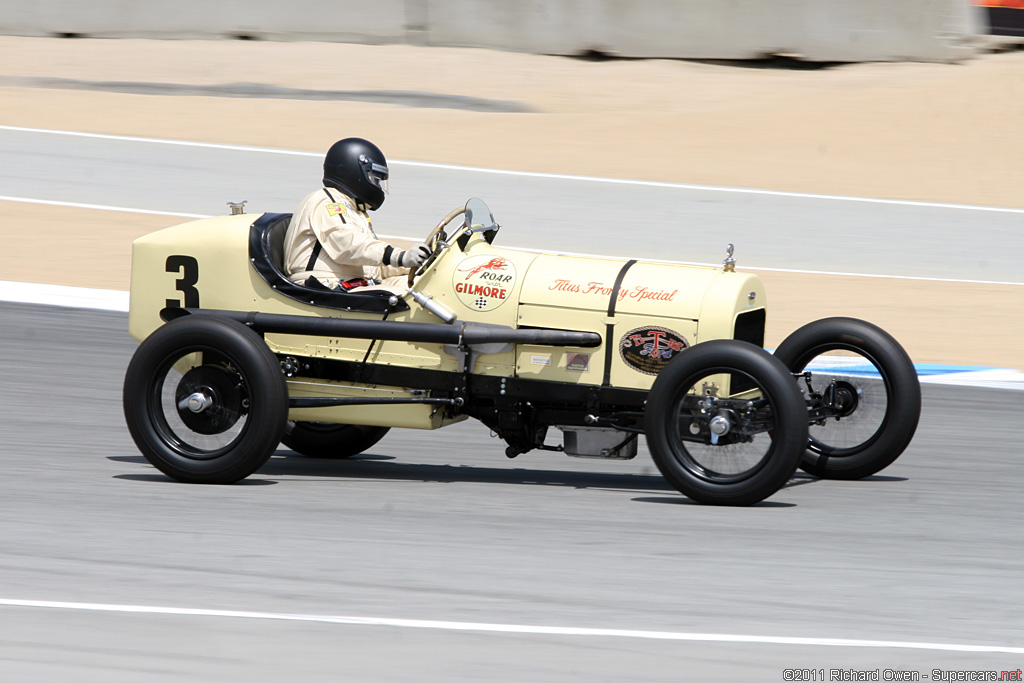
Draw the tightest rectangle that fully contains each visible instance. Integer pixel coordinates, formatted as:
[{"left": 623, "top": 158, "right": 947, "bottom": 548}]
[{"left": 1, "top": 300, "right": 1023, "bottom": 681}]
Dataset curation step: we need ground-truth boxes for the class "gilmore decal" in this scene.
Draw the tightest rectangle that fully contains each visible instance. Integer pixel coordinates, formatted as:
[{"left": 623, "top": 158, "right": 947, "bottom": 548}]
[
  {"left": 619, "top": 326, "right": 689, "bottom": 375},
  {"left": 453, "top": 255, "right": 517, "bottom": 311},
  {"left": 548, "top": 279, "right": 678, "bottom": 303}
]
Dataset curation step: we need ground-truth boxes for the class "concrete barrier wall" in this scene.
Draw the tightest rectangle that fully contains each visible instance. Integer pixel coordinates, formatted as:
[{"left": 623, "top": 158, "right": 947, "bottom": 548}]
[
  {"left": 427, "top": 0, "right": 983, "bottom": 61},
  {"left": 0, "top": 0, "right": 412, "bottom": 42},
  {"left": 0, "top": 0, "right": 985, "bottom": 62}
]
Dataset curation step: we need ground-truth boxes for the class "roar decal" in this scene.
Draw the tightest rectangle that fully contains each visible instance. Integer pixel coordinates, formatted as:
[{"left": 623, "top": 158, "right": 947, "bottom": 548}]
[
  {"left": 619, "top": 326, "right": 689, "bottom": 375},
  {"left": 453, "top": 255, "right": 516, "bottom": 311}
]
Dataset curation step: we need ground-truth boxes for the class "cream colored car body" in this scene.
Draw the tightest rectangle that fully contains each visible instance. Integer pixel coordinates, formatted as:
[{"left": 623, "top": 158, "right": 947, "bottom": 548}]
[{"left": 128, "top": 206, "right": 766, "bottom": 430}]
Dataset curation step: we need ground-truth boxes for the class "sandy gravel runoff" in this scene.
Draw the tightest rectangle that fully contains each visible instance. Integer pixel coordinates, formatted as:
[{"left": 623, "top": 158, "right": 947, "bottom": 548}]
[{"left": 1, "top": 36, "right": 1021, "bottom": 368}]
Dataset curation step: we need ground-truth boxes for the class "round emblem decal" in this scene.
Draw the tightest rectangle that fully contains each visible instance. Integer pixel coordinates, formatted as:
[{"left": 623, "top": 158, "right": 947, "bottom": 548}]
[
  {"left": 452, "top": 255, "right": 516, "bottom": 311},
  {"left": 619, "top": 326, "right": 689, "bottom": 375}
]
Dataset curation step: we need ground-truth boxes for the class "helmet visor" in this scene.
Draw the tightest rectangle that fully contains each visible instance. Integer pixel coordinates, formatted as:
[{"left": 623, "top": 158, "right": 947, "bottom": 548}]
[{"left": 364, "top": 159, "right": 389, "bottom": 197}]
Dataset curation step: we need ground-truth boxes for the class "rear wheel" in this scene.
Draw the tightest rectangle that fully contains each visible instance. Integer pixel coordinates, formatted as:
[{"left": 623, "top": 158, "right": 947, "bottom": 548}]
[
  {"left": 282, "top": 422, "right": 390, "bottom": 458},
  {"left": 644, "top": 340, "right": 808, "bottom": 506},
  {"left": 773, "top": 317, "right": 920, "bottom": 480},
  {"left": 123, "top": 316, "right": 288, "bottom": 484}
]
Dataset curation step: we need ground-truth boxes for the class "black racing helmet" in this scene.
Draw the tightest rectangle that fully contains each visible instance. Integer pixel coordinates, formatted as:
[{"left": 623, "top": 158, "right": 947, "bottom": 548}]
[{"left": 322, "top": 138, "right": 390, "bottom": 210}]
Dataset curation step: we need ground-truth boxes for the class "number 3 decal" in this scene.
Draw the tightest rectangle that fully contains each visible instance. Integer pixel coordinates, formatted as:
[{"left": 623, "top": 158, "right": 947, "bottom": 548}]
[{"left": 166, "top": 255, "right": 200, "bottom": 308}]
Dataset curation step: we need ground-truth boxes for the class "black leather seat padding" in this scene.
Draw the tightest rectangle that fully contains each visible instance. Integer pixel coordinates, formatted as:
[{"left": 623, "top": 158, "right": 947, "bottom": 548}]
[{"left": 247, "top": 213, "right": 409, "bottom": 314}]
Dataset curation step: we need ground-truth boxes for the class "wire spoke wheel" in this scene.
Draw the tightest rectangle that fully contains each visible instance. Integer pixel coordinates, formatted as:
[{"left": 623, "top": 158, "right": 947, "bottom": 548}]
[
  {"left": 800, "top": 350, "right": 889, "bottom": 456},
  {"left": 670, "top": 371, "right": 777, "bottom": 484},
  {"left": 645, "top": 341, "right": 807, "bottom": 506},
  {"left": 774, "top": 318, "right": 921, "bottom": 480}
]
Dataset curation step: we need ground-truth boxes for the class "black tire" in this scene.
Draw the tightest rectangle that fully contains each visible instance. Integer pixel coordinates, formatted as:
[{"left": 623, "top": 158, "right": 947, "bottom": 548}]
[
  {"left": 773, "top": 317, "right": 921, "bottom": 480},
  {"left": 282, "top": 422, "right": 390, "bottom": 458},
  {"left": 644, "top": 340, "right": 808, "bottom": 506},
  {"left": 123, "top": 316, "right": 288, "bottom": 484}
]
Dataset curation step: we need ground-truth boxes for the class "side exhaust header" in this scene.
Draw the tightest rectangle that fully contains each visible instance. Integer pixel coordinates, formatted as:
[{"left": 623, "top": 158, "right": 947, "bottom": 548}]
[{"left": 160, "top": 307, "right": 601, "bottom": 348}]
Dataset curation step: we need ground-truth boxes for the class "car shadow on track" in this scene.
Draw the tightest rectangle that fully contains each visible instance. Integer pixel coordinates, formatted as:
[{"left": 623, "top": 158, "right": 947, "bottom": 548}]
[
  {"left": 114, "top": 473, "right": 278, "bottom": 485},
  {"left": 783, "top": 472, "right": 908, "bottom": 487},
  {"left": 257, "top": 450, "right": 677, "bottom": 492},
  {"left": 108, "top": 454, "right": 671, "bottom": 491},
  {"left": 632, "top": 496, "right": 796, "bottom": 508},
  {"left": 108, "top": 451, "right": 674, "bottom": 492},
  {"left": 631, "top": 472, "right": 908, "bottom": 507},
  {"left": 108, "top": 453, "right": 905, "bottom": 500}
]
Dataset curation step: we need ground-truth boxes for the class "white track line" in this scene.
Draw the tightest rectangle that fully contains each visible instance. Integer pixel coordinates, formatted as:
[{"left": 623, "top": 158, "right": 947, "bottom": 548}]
[
  {"left": 0, "top": 195, "right": 207, "bottom": 218},
  {"left": 0, "top": 125, "right": 318, "bottom": 158},
  {"left": 4, "top": 124, "right": 1024, "bottom": 215},
  {"left": 2, "top": 195, "right": 1021, "bottom": 286},
  {"left": 1, "top": 598, "right": 1021, "bottom": 655},
  {"left": 0, "top": 280, "right": 128, "bottom": 311}
]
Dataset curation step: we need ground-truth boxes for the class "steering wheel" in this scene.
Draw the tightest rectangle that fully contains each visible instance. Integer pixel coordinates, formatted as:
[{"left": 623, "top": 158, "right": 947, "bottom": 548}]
[{"left": 407, "top": 205, "right": 467, "bottom": 287}]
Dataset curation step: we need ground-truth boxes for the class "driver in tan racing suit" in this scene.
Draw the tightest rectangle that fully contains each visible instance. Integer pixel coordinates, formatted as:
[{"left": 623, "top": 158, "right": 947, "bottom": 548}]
[{"left": 283, "top": 138, "right": 430, "bottom": 293}]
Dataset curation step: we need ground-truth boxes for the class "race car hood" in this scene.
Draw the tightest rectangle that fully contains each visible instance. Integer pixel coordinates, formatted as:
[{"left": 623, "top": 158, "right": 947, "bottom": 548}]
[{"left": 519, "top": 253, "right": 725, "bottom": 320}]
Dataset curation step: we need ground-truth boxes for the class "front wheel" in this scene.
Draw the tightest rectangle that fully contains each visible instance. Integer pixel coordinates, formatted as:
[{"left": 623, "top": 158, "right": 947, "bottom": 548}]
[
  {"left": 123, "top": 316, "right": 288, "bottom": 484},
  {"left": 773, "top": 317, "right": 920, "bottom": 480},
  {"left": 282, "top": 422, "right": 390, "bottom": 458},
  {"left": 644, "top": 340, "right": 808, "bottom": 506}
]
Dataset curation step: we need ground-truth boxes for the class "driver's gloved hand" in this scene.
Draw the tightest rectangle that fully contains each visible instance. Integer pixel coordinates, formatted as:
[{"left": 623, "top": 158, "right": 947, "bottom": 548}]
[{"left": 398, "top": 243, "right": 432, "bottom": 269}]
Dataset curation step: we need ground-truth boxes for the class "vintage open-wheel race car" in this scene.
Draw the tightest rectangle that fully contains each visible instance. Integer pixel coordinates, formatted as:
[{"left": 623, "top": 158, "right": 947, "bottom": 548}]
[{"left": 122, "top": 198, "right": 921, "bottom": 505}]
